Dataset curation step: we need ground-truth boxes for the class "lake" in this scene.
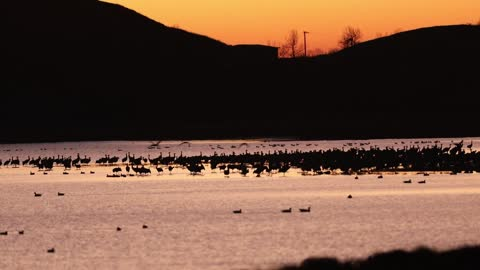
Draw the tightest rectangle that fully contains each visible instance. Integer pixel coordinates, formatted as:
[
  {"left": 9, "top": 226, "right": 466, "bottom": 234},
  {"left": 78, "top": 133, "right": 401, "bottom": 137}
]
[{"left": 1, "top": 138, "right": 480, "bottom": 270}]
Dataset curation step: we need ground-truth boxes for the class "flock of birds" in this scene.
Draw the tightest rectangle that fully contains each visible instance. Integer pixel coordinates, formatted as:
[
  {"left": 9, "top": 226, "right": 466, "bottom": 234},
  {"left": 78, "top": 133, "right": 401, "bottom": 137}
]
[
  {"left": 232, "top": 206, "right": 312, "bottom": 215},
  {"left": 33, "top": 191, "right": 64, "bottom": 197},
  {"left": 2, "top": 140, "right": 468, "bottom": 255},
  {"left": 0, "top": 139, "right": 476, "bottom": 179},
  {"left": 0, "top": 139, "right": 477, "bottom": 183},
  {"left": 2, "top": 187, "right": 318, "bottom": 254},
  {"left": 0, "top": 219, "right": 151, "bottom": 254}
]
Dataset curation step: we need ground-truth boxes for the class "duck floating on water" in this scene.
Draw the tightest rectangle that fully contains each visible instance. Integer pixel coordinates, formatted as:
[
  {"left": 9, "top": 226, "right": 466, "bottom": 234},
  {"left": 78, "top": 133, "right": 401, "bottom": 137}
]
[{"left": 299, "top": 206, "right": 311, "bottom": 213}]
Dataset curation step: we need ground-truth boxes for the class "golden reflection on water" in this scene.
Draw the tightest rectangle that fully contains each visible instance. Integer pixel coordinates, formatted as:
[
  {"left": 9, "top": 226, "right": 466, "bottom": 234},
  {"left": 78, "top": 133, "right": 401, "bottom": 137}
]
[{"left": 1, "top": 140, "right": 480, "bottom": 270}]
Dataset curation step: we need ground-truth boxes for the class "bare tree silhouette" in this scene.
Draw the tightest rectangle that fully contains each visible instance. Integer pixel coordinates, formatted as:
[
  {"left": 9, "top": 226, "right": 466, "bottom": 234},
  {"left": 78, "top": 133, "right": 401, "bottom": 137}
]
[
  {"left": 280, "top": 29, "right": 302, "bottom": 58},
  {"left": 339, "top": 26, "right": 362, "bottom": 49}
]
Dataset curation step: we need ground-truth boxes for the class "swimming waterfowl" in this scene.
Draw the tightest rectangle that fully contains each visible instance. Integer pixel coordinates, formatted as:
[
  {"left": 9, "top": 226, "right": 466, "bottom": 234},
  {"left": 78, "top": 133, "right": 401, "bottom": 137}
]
[{"left": 299, "top": 206, "right": 311, "bottom": 212}]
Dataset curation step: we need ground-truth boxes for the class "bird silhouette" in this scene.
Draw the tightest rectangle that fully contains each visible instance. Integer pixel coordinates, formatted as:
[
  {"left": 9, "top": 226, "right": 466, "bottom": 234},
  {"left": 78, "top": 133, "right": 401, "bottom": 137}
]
[{"left": 299, "top": 206, "right": 311, "bottom": 212}]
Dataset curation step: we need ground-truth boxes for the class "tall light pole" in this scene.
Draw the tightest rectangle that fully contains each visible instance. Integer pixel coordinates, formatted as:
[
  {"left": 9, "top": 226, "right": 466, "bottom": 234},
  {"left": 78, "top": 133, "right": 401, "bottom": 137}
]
[{"left": 303, "top": 31, "right": 309, "bottom": 57}]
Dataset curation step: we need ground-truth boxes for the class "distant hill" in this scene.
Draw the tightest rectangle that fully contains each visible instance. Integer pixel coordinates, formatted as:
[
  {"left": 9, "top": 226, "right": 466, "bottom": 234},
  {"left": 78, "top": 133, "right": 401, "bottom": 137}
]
[
  {"left": 5, "top": 0, "right": 230, "bottom": 61},
  {"left": 317, "top": 25, "right": 480, "bottom": 111},
  {"left": 278, "top": 24, "right": 480, "bottom": 139},
  {"left": 4, "top": 0, "right": 232, "bottom": 96},
  {"left": 305, "top": 24, "right": 480, "bottom": 108},
  {"left": 2, "top": 0, "right": 278, "bottom": 142},
  {"left": 2, "top": 0, "right": 480, "bottom": 142}
]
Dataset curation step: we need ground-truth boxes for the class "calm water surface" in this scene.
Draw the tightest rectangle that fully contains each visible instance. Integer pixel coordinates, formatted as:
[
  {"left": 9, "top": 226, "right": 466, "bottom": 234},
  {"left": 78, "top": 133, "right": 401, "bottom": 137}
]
[{"left": 1, "top": 138, "right": 480, "bottom": 270}]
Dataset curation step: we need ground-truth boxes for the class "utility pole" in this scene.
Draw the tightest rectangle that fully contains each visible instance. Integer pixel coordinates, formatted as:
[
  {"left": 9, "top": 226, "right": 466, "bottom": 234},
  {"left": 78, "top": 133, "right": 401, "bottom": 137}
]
[{"left": 303, "top": 31, "right": 309, "bottom": 57}]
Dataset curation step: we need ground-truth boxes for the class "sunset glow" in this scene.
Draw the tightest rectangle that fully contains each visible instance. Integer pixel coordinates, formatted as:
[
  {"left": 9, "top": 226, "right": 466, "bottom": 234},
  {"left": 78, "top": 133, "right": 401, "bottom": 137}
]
[{"left": 104, "top": 0, "right": 479, "bottom": 53}]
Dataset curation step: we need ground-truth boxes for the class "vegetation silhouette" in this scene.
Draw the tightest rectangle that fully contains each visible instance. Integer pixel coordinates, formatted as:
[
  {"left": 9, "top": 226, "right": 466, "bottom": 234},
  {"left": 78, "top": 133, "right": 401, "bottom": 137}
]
[
  {"left": 339, "top": 26, "right": 362, "bottom": 48},
  {"left": 279, "top": 245, "right": 480, "bottom": 270},
  {"left": 3, "top": 0, "right": 480, "bottom": 142}
]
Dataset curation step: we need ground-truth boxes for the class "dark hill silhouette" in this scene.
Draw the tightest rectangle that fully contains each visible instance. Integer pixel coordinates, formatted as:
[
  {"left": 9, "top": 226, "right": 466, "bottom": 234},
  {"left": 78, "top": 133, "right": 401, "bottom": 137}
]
[
  {"left": 330, "top": 25, "right": 479, "bottom": 108},
  {"left": 5, "top": 0, "right": 230, "bottom": 61},
  {"left": 3, "top": 0, "right": 278, "bottom": 142},
  {"left": 316, "top": 25, "right": 480, "bottom": 112},
  {"left": 279, "top": 245, "right": 480, "bottom": 270},
  {"left": 2, "top": 1, "right": 480, "bottom": 142},
  {"left": 330, "top": 25, "right": 480, "bottom": 60},
  {"left": 277, "top": 24, "right": 480, "bottom": 139}
]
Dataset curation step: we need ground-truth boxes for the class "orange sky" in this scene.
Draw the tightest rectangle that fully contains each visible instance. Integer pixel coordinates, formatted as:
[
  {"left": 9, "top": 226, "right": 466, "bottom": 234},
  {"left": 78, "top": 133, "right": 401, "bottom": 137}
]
[{"left": 105, "top": 0, "right": 479, "bottom": 53}]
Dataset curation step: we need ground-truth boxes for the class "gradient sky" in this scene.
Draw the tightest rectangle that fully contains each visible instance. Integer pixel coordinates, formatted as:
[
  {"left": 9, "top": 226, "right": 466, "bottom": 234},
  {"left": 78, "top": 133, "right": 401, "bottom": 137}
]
[{"left": 105, "top": 0, "right": 479, "bottom": 52}]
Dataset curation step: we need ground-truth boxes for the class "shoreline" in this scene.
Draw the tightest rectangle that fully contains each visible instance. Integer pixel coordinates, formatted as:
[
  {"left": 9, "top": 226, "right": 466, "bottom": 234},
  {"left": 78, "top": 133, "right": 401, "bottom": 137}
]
[{"left": 279, "top": 245, "right": 480, "bottom": 270}]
